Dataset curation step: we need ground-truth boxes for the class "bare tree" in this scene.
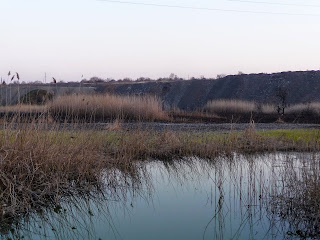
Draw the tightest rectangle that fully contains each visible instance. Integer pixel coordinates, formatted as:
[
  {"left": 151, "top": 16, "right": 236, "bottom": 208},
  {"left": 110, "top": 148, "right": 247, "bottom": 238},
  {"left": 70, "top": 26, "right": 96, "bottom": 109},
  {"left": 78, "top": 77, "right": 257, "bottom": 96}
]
[
  {"left": 216, "top": 74, "right": 226, "bottom": 79},
  {"left": 169, "top": 73, "right": 178, "bottom": 80},
  {"left": 276, "top": 86, "right": 288, "bottom": 116}
]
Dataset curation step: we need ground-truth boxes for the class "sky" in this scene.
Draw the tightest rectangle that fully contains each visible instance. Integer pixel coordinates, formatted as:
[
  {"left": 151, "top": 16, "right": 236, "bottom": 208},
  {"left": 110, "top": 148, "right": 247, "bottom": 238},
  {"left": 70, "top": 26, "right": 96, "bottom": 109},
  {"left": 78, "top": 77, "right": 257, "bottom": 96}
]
[{"left": 1, "top": 0, "right": 320, "bottom": 82}]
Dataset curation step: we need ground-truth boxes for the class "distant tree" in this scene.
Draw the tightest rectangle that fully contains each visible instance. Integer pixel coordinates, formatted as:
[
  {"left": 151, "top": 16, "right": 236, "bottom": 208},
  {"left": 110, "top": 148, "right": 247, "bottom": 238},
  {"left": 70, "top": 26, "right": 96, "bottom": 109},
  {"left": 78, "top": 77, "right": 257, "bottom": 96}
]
[
  {"left": 137, "top": 77, "right": 152, "bottom": 82},
  {"left": 276, "top": 86, "right": 288, "bottom": 115},
  {"left": 122, "top": 78, "right": 132, "bottom": 82},
  {"left": 30, "top": 81, "right": 43, "bottom": 84},
  {"left": 216, "top": 74, "right": 226, "bottom": 79},
  {"left": 169, "top": 73, "right": 178, "bottom": 80},
  {"left": 89, "top": 77, "right": 105, "bottom": 83}
]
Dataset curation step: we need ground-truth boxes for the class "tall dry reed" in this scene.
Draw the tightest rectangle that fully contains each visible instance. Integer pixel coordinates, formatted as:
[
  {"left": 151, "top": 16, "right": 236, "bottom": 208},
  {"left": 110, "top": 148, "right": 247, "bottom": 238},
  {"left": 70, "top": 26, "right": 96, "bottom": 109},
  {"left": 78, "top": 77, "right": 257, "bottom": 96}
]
[
  {"left": 0, "top": 111, "right": 319, "bottom": 221},
  {"left": 205, "top": 99, "right": 320, "bottom": 117},
  {"left": 204, "top": 99, "right": 258, "bottom": 114},
  {"left": 287, "top": 102, "right": 320, "bottom": 115},
  {"left": 49, "top": 94, "right": 168, "bottom": 122}
]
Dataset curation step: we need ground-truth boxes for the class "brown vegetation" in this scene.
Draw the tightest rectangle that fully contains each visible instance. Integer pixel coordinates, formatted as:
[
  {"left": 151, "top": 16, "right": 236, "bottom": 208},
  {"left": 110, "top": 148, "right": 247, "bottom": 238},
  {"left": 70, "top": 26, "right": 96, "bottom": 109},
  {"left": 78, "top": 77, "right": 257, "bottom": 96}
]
[
  {"left": 0, "top": 117, "right": 318, "bottom": 220},
  {"left": 204, "top": 99, "right": 320, "bottom": 117},
  {"left": 0, "top": 104, "right": 46, "bottom": 113},
  {"left": 49, "top": 94, "right": 168, "bottom": 122},
  {"left": 203, "top": 99, "right": 320, "bottom": 123},
  {"left": 268, "top": 154, "right": 320, "bottom": 238},
  {"left": 204, "top": 99, "right": 274, "bottom": 114},
  {"left": 286, "top": 102, "right": 320, "bottom": 115}
]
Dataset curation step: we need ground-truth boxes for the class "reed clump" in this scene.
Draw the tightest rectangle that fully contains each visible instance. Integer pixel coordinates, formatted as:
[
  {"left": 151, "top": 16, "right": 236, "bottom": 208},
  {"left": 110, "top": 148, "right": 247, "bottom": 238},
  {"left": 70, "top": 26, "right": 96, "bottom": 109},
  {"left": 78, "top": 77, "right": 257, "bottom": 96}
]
[
  {"left": 204, "top": 99, "right": 260, "bottom": 114},
  {"left": 204, "top": 99, "right": 320, "bottom": 118},
  {"left": 268, "top": 155, "right": 320, "bottom": 238},
  {"left": 49, "top": 94, "right": 168, "bottom": 122},
  {"left": 0, "top": 124, "right": 109, "bottom": 218},
  {"left": 286, "top": 102, "right": 320, "bottom": 115},
  {"left": 0, "top": 105, "right": 47, "bottom": 113}
]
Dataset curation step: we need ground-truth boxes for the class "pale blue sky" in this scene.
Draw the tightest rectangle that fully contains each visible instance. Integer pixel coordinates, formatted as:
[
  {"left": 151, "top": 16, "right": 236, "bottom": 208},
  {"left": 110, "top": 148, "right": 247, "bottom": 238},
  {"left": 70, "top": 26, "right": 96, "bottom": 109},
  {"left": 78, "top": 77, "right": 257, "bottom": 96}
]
[{"left": 1, "top": 0, "right": 320, "bottom": 82}]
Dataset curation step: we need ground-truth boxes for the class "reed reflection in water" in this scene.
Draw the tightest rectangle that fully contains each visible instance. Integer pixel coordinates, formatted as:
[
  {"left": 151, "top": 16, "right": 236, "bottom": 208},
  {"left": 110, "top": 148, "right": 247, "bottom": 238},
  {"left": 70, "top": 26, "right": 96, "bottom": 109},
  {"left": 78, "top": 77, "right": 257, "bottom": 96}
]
[{"left": 2, "top": 153, "right": 320, "bottom": 240}]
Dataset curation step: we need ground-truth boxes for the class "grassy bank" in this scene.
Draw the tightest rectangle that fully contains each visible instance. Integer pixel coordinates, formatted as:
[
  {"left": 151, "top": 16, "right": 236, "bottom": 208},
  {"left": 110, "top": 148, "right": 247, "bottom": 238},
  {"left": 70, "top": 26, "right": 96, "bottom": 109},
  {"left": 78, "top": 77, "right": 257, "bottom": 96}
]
[{"left": 0, "top": 121, "right": 319, "bottom": 220}]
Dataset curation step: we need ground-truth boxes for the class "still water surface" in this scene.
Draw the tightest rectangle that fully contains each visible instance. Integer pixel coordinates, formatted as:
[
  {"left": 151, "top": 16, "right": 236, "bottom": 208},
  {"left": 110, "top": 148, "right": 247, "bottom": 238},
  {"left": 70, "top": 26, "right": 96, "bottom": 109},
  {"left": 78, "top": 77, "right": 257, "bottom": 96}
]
[{"left": 4, "top": 153, "right": 319, "bottom": 240}]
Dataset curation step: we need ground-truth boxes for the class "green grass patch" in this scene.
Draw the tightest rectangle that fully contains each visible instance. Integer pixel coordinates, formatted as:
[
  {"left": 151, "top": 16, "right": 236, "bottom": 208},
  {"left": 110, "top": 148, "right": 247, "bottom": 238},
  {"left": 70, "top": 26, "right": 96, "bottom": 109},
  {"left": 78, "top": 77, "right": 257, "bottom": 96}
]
[{"left": 258, "top": 129, "right": 320, "bottom": 143}]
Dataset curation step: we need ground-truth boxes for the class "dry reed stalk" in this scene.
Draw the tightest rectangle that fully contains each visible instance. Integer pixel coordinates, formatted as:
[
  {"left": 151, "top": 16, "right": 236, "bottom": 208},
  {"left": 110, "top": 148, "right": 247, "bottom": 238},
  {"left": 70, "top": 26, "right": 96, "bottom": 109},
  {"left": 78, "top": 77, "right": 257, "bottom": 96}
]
[
  {"left": 49, "top": 94, "right": 168, "bottom": 122},
  {"left": 205, "top": 99, "right": 320, "bottom": 117},
  {"left": 204, "top": 99, "right": 279, "bottom": 115},
  {"left": 106, "top": 119, "right": 122, "bottom": 130},
  {"left": 0, "top": 112, "right": 318, "bottom": 221},
  {"left": 287, "top": 102, "right": 320, "bottom": 115},
  {"left": 267, "top": 155, "right": 320, "bottom": 238},
  {"left": 204, "top": 99, "right": 257, "bottom": 114},
  {"left": 0, "top": 105, "right": 47, "bottom": 113}
]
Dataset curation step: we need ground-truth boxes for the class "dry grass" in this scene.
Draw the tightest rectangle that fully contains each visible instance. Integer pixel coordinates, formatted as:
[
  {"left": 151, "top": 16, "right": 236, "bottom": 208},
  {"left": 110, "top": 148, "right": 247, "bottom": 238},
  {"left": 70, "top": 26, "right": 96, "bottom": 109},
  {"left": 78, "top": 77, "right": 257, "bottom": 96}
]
[
  {"left": 268, "top": 155, "right": 320, "bottom": 238},
  {"left": 0, "top": 119, "right": 318, "bottom": 221},
  {"left": 2, "top": 97, "right": 320, "bottom": 124},
  {"left": 204, "top": 99, "right": 280, "bottom": 115},
  {"left": 260, "top": 103, "right": 275, "bottom": 114},
  {"left": 169, "top": 107, "right": 220, "bottom": 123},
  {"left": 204, "top": 99, "right": 258, "bottom": 114},
  {"left": 0, "top": 105, "right": 47, "bottom": 113},
  {"left": 205, "top": 99, "right": 320, "bottom": 117},
  {"left": 49, "top": 94, "right": 168, "bottom": 122},
  {"left": 287, "top": 102, "right": 320, "bottom": 115},
  {"left": 0, "top": 124, "right": 106, "bottom": 217}
]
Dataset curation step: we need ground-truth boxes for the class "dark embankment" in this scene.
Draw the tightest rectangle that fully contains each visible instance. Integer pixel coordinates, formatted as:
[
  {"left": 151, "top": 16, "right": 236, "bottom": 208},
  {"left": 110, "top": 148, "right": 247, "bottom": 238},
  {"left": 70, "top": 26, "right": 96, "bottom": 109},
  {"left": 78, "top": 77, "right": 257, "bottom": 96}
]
[{"left": 97, "top": 70, "right": 320, "bottom": 110}]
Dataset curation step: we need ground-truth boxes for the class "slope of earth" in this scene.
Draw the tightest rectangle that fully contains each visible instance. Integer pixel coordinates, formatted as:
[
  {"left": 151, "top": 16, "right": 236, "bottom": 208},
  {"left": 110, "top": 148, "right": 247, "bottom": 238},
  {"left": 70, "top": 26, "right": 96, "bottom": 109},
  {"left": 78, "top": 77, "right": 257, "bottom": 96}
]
[{"left": 97, "top": 70, "right": 320, "bottom": 110}]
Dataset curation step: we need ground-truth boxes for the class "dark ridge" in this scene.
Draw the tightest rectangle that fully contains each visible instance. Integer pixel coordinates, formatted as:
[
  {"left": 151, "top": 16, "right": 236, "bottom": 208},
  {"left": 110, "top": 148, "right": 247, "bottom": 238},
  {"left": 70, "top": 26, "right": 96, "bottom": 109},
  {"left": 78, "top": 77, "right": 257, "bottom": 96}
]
[{"left": 98, "top": 70, "right": 320, "bottom": 110}]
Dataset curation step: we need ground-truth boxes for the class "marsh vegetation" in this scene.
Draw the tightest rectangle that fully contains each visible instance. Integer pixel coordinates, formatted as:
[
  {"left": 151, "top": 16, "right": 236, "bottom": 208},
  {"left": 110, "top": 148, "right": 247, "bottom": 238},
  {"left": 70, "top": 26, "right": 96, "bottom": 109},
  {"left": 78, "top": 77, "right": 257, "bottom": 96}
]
[
  {"left": 1, "top": 91, "right": 320, "bottom": 123},
  {"left": 0, "top": 93, "right": 318, "bottom": 239},
  {"left": 204, "top": 99, "right": 320, "bottom": 123}
]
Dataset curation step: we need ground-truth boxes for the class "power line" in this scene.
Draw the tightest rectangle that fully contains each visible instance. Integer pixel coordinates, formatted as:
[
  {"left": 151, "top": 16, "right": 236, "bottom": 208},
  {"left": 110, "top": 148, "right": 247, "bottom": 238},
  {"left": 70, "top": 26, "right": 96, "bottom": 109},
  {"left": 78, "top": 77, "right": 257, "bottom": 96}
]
[
  {"left": 227, "top": 0, "right": 320, "bottom": 8},
  {"left": 97, "top": 0, "right": 320, "bottom": 16}
]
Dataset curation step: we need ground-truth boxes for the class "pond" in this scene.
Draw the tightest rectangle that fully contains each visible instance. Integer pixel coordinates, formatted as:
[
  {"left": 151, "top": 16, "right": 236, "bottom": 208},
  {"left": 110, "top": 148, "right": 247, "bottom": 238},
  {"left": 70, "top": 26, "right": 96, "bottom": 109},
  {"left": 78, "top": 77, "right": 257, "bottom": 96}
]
[{"left": 3, "top": 153, "right": 320, "bottom": 240}]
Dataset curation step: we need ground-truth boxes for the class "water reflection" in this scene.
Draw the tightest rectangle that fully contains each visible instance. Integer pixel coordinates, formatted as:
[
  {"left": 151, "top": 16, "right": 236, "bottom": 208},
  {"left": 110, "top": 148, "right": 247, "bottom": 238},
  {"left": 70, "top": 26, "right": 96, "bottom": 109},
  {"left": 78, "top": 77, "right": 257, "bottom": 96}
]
[{"left": 2, "top": 153, "right": 320, "bottom": 240}]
